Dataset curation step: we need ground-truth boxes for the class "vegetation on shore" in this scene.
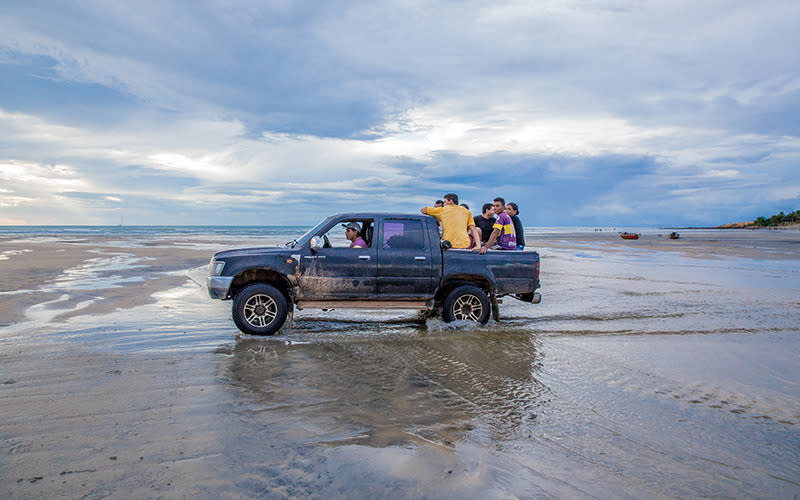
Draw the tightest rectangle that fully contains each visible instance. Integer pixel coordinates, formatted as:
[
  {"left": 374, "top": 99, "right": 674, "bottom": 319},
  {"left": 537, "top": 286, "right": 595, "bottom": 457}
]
[
  {"left": 717, "top": 209, "right": 800, "bottom": 228},
  {"left": 753, "top": 210, "right": 800, "bottom": 226}
]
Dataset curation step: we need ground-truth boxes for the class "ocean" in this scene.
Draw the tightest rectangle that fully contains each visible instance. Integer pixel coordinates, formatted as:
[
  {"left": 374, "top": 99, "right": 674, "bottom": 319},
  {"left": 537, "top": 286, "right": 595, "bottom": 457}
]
[{"left": 0, "top": 225, "right": 310, "bottom": 237}]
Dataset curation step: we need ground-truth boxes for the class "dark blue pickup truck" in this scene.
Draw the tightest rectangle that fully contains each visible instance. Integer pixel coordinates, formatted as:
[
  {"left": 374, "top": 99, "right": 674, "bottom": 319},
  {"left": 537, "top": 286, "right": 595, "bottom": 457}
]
[{"left": 207, "top": 213, "right": 541, "bottom": 335}]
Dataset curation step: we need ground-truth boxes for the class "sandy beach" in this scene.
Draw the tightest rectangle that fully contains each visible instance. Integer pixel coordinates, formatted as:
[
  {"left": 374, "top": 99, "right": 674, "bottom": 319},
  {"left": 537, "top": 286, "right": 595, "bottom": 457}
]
[{"left": 1, "top": 228, "right": 799, "bottom": 498}]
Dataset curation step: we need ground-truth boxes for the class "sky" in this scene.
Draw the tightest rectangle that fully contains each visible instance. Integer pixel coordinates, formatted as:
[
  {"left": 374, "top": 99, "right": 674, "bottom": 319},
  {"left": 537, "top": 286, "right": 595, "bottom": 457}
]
[{"left": 1, "top": 0, "right": 799, "bottom": 227}]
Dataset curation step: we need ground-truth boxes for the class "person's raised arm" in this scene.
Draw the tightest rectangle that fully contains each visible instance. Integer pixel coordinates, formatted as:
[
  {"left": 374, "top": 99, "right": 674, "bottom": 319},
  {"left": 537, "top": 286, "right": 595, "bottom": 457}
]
[{"left": 420, "top": 207, "right": 429, "bottom": 215}]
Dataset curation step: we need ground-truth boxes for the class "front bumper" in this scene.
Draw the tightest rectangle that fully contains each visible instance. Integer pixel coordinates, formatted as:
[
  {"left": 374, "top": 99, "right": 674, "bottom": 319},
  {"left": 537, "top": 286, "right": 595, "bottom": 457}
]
[{"left": 207, "top": 276, "right": 234, "bottom": 299}]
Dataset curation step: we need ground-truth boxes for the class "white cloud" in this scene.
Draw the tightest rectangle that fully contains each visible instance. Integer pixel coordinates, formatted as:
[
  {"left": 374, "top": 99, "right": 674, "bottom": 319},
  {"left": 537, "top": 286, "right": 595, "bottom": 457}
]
[
  {"left": 0, "top": 160, "right": 87, "bottom": 191},
  {"left": 148, "top": 153, "right": 229, "bottom": 176},
  {"left": 364, "top": 105, "right": 683, "bottom": 159},
  {"left": 1, "top": 0, "right": 798, "bottom": 224},
  {"left": 0, "top": 100, "right": 798, "bottom": 225},
  {"left": 0, "top": 195, "right": 35, "bottom": 208},
  {"left": 0, "top": 160, "right": 96, "bottom": 223},
  {"left": 705, "top": 169, "right": 740, "bottom": 178}
]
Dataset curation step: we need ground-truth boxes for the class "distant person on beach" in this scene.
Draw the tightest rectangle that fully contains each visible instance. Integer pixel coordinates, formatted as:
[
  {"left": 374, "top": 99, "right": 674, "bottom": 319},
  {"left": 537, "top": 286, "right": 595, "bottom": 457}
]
[
  {"left": 477, "top": 197, "right": 517, "bottom": 254},
  {"left": 474, "top": 203, "right": 496, "bottom": 244},
  {"left": 506, "top": 202, "right": 525, "bottom": 250},
  {"left": 421, "top": 193, "right": 480, "bottom": 249},
  {"left": 343, "top": 222, "right": 367, "bottom": 248}
]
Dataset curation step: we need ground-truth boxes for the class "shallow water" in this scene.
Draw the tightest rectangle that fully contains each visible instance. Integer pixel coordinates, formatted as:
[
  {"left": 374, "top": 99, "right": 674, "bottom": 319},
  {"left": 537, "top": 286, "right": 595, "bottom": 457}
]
[{"left": 2, "top": 228, "right": 799, "bottom": 497}]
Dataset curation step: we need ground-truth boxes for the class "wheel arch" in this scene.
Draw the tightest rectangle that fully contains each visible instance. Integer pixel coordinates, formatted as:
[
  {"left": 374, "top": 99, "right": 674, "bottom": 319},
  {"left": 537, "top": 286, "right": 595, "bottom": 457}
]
[
  {"left": 229, "top": 268, "right": 293, "bottom": 302},
  {"left": 436, "top": 274, "right": 496, "bottom": 303}
]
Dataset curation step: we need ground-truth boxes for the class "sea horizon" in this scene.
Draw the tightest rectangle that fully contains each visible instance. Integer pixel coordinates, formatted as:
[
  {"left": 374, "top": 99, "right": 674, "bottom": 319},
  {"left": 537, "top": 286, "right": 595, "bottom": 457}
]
[{"left": 0, "top": 223, "right": 771, "bottom": 236}]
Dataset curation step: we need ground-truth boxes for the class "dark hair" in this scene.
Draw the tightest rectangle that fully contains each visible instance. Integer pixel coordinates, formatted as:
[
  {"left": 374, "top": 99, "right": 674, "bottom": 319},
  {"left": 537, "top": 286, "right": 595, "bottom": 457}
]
[
  {"left": 482, "top": 203, "right": 493, "bottom": 214},
  {"left": 434, "top": 199, "right": 444, "bottom": 206},
  {"left": 444, "top": 193, "right": 459, "bottom": 204},
  {"left": 460, "top": 203, "right": 469, "bottom": 210},
  {"left": 508, "top": 202, "right": 519, "bottom": 214},
  {"left": 493, "top": 197, "right": 505, "bottom": 206}
]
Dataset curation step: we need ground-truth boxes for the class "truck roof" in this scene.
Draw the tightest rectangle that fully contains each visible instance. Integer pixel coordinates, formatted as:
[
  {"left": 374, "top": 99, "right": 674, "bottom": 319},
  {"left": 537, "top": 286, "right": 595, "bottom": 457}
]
[{"left": 325, "top": 212, "right": 430, "bottom": 220}]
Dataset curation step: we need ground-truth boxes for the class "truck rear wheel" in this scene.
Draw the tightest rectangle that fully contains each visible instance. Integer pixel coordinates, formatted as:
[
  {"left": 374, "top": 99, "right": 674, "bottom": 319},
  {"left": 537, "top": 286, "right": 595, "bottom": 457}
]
[
  {"left": 442, "top": 285, "right": 490, "bottom": 324},
  {"left": 232, "top": 283, "right": 288, "bottom": 335}
]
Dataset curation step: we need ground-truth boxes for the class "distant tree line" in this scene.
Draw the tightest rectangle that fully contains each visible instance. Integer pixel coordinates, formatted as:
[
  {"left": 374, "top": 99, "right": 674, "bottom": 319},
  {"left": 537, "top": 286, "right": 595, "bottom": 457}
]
[{"left": 754, "top": 209, "right": 800, "bottom": 226}]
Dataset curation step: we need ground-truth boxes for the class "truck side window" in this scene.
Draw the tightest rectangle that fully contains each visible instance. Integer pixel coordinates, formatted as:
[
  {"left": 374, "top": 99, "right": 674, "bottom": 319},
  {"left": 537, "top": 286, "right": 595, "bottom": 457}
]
[
  {"left": 383, "top": 220, "right": 425, "bottom": 250},
  {"left": 319, "top": 219, "right": 373, "bottom": 248}
]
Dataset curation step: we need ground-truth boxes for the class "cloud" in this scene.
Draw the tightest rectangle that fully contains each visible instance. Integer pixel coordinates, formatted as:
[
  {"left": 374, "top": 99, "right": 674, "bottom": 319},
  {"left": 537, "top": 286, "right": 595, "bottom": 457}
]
[
  {"left": 765, "top": 185, "right": 800, "bottom": 202},
  {"left": 705, "top": 169, "right": 740, "bottom": 178},
  {"left": 0, "top": 160, "right": 87, "bottom": 191},
  {"left": 1, "top": 97, "right": 799, "bottom": 226},
  {"left": 0, "top": 1, "right": 798, "bottom": 225}
]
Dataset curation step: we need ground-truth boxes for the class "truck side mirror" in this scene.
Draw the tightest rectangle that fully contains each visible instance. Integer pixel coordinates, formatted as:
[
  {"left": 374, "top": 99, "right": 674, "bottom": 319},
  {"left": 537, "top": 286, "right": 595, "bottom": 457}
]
[
  {"left": 441, "top": 240, "right": 452, "bottom": 250},
  {"left": 310, "top": 236, "right": 323, "bottom": 252}
]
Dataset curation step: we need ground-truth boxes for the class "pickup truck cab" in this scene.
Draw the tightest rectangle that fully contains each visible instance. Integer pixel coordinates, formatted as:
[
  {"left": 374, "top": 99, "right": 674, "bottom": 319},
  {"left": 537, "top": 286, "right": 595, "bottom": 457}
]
[{"left": 207, "top": 213, "right": 541, "bottom": 335}]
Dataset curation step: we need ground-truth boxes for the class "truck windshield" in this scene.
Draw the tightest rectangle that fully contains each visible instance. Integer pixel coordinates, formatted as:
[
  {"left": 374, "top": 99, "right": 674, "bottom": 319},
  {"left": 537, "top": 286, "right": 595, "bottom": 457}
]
[{"left": 287, "top": 217, "right": 332, "bottom": 248}]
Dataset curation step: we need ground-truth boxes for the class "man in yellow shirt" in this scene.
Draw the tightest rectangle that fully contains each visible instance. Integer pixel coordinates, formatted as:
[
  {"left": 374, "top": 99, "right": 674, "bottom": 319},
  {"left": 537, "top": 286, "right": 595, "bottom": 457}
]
[{"left": 421, "top": 193, "right": 480, "bottom": 249}]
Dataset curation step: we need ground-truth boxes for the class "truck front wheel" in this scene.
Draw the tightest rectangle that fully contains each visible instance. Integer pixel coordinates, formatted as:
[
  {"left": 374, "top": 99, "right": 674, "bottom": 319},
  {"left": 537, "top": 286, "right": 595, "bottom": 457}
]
[
  {"left": 442, "top": 285, "right": 490, "bottom": 324},
  {"left": 232, "top": 283, "right": 288, "bottom": 335}
]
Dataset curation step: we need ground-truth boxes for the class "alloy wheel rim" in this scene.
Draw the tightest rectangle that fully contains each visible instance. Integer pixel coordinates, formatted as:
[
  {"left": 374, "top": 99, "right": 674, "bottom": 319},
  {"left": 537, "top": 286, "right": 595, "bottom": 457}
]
[
  {"left": 453, "top": 294, "right": 483, "bottom": 321},
  {"left": 244, "top": 293, "right": 278, "bottom": 327}
]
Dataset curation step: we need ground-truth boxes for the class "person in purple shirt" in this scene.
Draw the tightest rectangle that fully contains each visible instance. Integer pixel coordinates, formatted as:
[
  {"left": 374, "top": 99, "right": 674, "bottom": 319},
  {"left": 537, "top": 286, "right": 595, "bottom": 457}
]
[
  {"left": 477, "top": 197, "right": 517, "bottom": 254},
  {"left": 343, "top": 222, "right": 367, "bottom": 248}
]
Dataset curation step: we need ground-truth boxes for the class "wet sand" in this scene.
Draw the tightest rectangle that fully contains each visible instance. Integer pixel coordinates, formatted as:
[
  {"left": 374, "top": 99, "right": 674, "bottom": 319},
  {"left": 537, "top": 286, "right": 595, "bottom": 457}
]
[{"left": 1, "top": 229, "right": 799, "bottom": 498}]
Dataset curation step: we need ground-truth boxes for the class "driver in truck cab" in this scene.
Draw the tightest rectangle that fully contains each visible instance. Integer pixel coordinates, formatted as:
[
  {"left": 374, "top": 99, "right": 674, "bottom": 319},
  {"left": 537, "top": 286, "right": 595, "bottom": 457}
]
[{"left": 343, "top": 222, "right": 367, "bottom": 248}]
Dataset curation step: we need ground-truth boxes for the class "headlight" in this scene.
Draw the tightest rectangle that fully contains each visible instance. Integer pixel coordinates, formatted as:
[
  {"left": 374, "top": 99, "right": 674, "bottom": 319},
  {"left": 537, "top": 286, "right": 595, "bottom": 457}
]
[{"left": 209, "top": 259, "right": 225, "bottom": 275}]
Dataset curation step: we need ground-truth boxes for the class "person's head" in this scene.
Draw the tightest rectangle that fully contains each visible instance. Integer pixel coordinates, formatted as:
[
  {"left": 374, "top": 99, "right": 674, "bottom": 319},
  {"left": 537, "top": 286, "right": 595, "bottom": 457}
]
[
  {"left": 342, "top": 221, "right": 361, "bottom": 242},
  {"left": 493, "top": 197, "right": 506, "bottom": 214},
  {"left": 443, "top": 193, "right": 459, "bottom": 205},
  {"left": 460, "top": 203, "right": 469, "bottom": 210},
  {"left": 434, "top": 199, "right": 444, "bottom": 207},
  {"left": 506, "top": 202, "right": 519, "bottom": 217},
  {"left": 482, "top": 203, "right": 494, "bottom": 217}
]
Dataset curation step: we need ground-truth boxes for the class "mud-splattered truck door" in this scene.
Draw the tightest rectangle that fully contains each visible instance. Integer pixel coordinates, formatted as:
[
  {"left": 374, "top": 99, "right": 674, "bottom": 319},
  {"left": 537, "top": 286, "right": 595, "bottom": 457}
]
[{"left": 295, "top": 216, "right": 378, "bottom": 300}]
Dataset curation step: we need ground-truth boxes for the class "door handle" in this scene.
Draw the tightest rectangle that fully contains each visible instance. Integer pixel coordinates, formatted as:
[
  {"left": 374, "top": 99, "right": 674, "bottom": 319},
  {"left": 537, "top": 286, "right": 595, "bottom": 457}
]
[
  {"left": 359, "top": 255, "right": 371, "bottom": 260},
  {"left": 414, "top": 256, "right": 426, "bottom": 261}
]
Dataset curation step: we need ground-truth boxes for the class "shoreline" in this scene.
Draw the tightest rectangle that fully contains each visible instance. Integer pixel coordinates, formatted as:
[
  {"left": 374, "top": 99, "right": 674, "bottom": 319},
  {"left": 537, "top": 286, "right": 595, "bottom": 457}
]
[
  {"left": 2, "top": 222, "right": 800, "bottom": 231},
  {"left": 666, "top": 226, "right": 800, "bottom": 230},
  {"left": 713, "top": 221, "right": 800, "bottom": 229},
  {"left": 661, "top": 222, "right": 800, "bottom": 230},
  {"left": 3, "top": 229, "right": 800, "bottom": 331}
]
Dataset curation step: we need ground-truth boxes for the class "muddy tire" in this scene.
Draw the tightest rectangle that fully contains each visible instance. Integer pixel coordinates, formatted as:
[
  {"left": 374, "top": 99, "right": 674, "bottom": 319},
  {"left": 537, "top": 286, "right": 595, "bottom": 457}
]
[
  {"left": 442, "top": 285, "right": 490, "bottom": 324},
  {"left": 232, "top": 283, "right": 288, "bottom": 335}
]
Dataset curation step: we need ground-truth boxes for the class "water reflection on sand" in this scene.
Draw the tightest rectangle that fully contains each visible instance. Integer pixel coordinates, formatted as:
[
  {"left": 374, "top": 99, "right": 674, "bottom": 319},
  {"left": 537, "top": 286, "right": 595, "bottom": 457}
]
[
  {"left": 229, "top": 330, "right": 547, "bottom": 449},
  {"left": 219, "top": 326, "right": 799, "bottom": 497}
]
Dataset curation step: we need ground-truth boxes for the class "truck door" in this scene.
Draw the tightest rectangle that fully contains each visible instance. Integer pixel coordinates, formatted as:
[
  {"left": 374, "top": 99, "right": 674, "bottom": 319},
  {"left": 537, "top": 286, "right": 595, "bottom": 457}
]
[
  {"left": 377, "top": 217, "right": 434, "bottom": 298},
  {"left": 297, "top": 219, "right": 377, "bottom": 299}
]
